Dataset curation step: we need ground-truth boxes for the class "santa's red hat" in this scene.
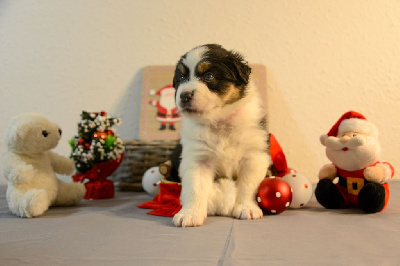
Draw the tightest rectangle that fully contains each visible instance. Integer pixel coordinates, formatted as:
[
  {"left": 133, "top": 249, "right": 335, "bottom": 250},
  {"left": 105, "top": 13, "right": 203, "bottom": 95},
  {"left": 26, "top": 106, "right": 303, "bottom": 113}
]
[{"left": 320, "top": 111, "right": 378, "bottom": 144}]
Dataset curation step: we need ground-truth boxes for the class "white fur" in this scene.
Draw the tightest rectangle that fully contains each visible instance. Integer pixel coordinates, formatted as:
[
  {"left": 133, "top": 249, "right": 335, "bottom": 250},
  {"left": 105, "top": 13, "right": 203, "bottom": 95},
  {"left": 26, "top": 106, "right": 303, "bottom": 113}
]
[
  {"left": 172, "top": 48, "right": 269, "bottom": 227},
  {"left": 2, "top": 113, "right": 86, "bottom": 218}
]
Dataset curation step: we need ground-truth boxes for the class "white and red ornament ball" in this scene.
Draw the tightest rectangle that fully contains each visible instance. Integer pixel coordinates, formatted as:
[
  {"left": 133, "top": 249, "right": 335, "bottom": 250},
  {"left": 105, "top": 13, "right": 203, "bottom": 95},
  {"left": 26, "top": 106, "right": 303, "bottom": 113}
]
[
  {"left": 142, "top": 166, "right": 163, "bottom": 196},
  {"left": 256, "top": 176, "right": 292, "bottom": 214},
  {"left": 282, "top": 173, "right": 313, "bottom": 208}
]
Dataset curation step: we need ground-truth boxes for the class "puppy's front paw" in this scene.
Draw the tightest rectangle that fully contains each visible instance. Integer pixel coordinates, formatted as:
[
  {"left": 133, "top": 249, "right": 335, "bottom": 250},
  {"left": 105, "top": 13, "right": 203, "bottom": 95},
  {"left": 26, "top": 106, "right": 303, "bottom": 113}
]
[
  {"left": 173, "top": 209, "right": 206, "bottom": 227},
  {"left": 233, "top": 202, "right": 263, "bottom": 220}
]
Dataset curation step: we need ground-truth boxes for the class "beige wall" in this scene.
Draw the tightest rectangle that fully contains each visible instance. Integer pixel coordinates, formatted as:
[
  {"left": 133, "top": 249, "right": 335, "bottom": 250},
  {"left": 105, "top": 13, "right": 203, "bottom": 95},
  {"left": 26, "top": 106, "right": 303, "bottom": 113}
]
[{"left": 1, "top": 0, "right": 400, "bottom": 184}]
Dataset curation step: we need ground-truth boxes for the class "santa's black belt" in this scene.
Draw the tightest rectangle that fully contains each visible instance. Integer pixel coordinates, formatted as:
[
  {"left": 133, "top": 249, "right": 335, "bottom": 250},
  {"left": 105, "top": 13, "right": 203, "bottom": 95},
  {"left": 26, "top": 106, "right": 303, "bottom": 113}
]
[{"left": 157, "top": 113, "right": 180, "bottom": 118}]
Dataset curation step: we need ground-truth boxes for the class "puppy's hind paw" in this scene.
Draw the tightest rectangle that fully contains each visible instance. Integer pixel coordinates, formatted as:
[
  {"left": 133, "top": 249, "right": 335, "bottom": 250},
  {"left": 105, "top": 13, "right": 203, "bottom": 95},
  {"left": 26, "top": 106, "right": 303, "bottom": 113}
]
[
  {"left": 233, "top": 203, "right": 263, "bottom": 220},
  {"left": 172, "top": 210, "right": 206, "bottom": 227}
]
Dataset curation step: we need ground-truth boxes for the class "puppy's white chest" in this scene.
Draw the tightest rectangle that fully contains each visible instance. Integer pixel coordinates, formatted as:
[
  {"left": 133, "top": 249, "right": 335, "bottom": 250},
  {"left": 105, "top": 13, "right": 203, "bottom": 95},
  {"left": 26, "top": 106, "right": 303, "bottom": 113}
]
[{"left": 204, "top": 131, "right": 244, "bottom": 178}]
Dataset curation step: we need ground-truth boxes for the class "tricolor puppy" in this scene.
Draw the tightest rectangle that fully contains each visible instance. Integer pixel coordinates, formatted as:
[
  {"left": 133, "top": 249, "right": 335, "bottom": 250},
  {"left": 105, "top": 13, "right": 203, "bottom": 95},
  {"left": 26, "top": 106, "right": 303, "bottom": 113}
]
[{"left": 172, "top": 44, "right": 269, "bottom": 227}]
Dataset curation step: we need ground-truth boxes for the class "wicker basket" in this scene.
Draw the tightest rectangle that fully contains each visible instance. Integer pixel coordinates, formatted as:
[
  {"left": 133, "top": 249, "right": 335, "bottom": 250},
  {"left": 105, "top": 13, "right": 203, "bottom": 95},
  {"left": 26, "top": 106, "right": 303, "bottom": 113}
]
[{"left": 111, "top": 140, "right": 179, "bottom": 191}]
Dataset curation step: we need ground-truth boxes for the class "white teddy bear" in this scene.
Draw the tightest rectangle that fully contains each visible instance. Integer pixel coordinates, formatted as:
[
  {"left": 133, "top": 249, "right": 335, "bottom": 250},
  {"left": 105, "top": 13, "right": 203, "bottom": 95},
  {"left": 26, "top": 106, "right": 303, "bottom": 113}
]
[{"left": 2, "top": 113, "right": 86, "bottom": 218}]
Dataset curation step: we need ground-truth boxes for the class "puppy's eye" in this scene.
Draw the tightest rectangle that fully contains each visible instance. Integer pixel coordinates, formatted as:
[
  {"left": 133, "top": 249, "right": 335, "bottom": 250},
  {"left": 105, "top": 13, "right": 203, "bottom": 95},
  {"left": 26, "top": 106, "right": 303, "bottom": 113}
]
[
  {"left": 178, "top": 74, "right": 187, "bottom": 82},
  {"left": 204, "top": 72, "right": 215, "bottom": 82},
  {"left": 42, "top": 130, "right": 49, "bottom": 137}
]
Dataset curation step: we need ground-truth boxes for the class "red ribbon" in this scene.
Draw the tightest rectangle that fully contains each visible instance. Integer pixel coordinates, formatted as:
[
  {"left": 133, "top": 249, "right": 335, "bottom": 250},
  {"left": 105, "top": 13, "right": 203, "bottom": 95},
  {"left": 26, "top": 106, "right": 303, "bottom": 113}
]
[
  {"left": 269, "top": 133, "right": 288, "bottom": 175},
  {"left": 138, "top": 183, "right": 182, "bottom": 217}
]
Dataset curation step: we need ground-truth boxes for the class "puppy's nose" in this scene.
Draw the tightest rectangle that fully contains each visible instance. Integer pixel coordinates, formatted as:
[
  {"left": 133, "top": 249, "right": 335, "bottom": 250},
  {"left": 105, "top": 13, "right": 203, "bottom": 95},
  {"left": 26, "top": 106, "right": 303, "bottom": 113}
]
[{"left": 180, "top": 91, "right": 194, "bottom": 104}]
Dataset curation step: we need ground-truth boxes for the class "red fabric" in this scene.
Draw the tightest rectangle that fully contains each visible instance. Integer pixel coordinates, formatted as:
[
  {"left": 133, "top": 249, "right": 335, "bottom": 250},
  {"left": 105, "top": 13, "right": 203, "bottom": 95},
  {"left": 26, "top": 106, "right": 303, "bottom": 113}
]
[
  {"left": 327, "top": 111, "right": 366, "bottom": 137},
  {"left": 72, "top": 153, "right": 124, "bottom": 199},
  {"left": 85, "top": 180, "right": 115, "bottom": 199},
  {"left": 138, "top": 183, "right": 182, "bottom": 217},
  {"left": 269, "top": 133, "right": 289, "bottom": 176}
]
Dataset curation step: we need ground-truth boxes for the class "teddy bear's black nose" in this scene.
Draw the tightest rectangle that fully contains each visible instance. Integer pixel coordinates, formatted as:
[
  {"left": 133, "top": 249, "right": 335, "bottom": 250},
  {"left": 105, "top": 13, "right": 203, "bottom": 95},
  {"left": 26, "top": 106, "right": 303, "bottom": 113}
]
[{"left": 58, "top": 129, "right": 62, "bottom": 136}]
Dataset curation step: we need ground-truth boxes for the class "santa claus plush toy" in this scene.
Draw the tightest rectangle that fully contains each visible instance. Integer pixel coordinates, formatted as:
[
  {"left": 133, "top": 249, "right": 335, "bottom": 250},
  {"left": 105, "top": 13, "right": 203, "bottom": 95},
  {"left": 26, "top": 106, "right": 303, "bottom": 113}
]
[
  {"left": 315, "top": 111, "right": 394, "bottom": 213},
  {"left": 149, "top": 85, "right": 181, "bottom": 130}
]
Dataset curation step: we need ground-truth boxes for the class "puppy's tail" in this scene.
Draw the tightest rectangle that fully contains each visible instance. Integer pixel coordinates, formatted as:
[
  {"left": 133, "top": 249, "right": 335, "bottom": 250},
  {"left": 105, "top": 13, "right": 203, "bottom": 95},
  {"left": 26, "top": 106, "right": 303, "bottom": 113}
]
[{"left": 207, "top": 179, "right": 237, "bottom": 216}]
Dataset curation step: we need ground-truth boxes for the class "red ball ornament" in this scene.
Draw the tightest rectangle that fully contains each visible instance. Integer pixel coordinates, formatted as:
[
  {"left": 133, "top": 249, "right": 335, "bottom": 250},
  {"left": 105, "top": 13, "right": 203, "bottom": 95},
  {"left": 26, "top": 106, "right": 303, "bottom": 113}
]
[{"left": 256, "top": 176, "right": 292, "bottom": 214}]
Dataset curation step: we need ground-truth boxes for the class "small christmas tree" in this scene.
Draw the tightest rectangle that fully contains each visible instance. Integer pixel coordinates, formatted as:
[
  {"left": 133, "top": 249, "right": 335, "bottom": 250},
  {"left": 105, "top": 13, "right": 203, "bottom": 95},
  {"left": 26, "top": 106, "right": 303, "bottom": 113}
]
[
  {"left": 70, "top": 111, "right": 125, "bottom": 174},
  {"left": 70, "top": 111, "right": 125, "bottom": 199}
]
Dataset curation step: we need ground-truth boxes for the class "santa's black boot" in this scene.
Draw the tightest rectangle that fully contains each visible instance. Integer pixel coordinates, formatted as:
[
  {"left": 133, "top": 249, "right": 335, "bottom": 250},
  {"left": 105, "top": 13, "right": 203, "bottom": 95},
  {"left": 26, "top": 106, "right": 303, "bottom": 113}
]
[
  {"left": 315, "top": 179, "right": 345, "bottom": 209},
  {"left": 358, "top": 183, "right": 386, "bottom": 213}
]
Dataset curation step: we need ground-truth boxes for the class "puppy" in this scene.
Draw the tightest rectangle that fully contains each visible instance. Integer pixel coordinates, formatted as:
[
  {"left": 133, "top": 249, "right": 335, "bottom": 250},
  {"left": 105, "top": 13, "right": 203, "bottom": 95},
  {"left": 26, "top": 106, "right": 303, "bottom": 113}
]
[{"left": 172, "top": 44, "right": 269, "bottom": 227}]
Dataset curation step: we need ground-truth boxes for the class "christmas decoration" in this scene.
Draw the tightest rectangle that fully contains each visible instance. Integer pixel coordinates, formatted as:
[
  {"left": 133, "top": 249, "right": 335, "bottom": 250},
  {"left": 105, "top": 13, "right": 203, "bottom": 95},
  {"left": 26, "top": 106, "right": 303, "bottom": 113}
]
[
  {"left": 138, "top": 182, "right": 182, "bottom": 217},
  {"left": 138, "top": 160, "right": 183, "bottom": 216},
  {"left": 316, "top": 110, "right": 394, "bottom": 213},
  {"left": 256, "top": 176, "right": 292, "bottom": 214},
  {"left": 282, "top": 173, "right": 312, "bottom": 208},
  {"left": 268, "top": 133, "right": 292, "bottom": 177},
  {"left": 142, "top": 166, "right": 164, "bottom": 196},
  {"left": 70, "top": 111, "right": 125, "bottom": 199},
  {"left": 268, "top": 133, "right": 312, "bottom": 208}
]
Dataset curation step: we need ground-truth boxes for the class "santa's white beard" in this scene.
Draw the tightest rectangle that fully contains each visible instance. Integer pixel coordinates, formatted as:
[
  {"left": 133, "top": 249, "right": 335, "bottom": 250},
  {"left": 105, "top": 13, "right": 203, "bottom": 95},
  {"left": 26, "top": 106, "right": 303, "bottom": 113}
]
[
  {"left": 160, "top": 96, "right": 176, "bottom": 110},
  {"left": 325, "top": 137, "right": 381, "bottom": 171}
]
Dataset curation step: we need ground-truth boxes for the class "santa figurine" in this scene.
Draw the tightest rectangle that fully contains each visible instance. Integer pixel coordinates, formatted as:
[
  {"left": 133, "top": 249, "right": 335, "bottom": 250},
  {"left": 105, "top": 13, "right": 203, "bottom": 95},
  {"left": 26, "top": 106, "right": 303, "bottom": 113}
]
[
  {"left": 315, "top": 111, "right": 394, "bottom": 213},
  {"left": 149, "top": 84, "right": 181, "bottom": 130}
]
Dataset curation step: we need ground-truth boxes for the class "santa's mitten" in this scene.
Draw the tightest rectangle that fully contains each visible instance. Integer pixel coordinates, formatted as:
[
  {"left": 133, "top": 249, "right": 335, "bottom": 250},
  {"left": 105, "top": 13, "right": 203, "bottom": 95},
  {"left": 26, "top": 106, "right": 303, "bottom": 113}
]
[
  {"left": 318, "top": 164, "right": 337, "bottom": 181},
  {"left": 364, "top": 164, "right": 393, "bottom": 184}
]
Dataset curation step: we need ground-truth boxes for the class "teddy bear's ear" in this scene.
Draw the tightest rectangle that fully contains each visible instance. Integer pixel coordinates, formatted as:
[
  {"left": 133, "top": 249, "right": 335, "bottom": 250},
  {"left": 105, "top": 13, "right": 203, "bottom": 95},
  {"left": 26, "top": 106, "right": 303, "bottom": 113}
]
[
  {"left": 4, "top": 120, "right": 31, "bottom": 150},
  {"left": 16, "top": 126, "right": 31, "bottom": 141}
]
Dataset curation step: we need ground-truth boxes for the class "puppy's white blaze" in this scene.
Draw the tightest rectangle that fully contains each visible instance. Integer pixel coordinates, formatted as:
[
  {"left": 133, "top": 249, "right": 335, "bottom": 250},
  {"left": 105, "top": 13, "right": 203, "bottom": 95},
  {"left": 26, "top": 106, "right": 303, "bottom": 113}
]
[
  {"left": 176, "top": 46, "right": 209, "bottom": 114},
  {"left": 182, "top": 46, "right": 208, "bottom": 80}
]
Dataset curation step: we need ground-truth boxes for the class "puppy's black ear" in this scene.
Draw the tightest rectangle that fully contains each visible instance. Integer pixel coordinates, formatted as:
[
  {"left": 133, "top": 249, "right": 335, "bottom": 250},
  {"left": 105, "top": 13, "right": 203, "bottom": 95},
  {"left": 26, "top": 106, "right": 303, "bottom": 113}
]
[
  {"left": 230, "top": 51, "right": 252, "bottom": 86},
  {"left": 172, "top": 74, "right": 176, "bottom": 89},
  {"left": 172, "top": 63, "right": 179, "bottom": 89}
]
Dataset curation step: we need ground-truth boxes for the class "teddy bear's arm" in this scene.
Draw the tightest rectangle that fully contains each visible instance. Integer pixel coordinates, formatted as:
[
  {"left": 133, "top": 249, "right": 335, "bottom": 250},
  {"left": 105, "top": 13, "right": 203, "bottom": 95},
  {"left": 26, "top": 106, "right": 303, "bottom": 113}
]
[
  {"left": 1, "top": 153, "right": 35, "bottom": 184},
  {"left": 318, "top": 163, "right": 338, "bottom": 181},
  {"left": 48, "top": 151, "right": 75, "bottom": 175}
]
